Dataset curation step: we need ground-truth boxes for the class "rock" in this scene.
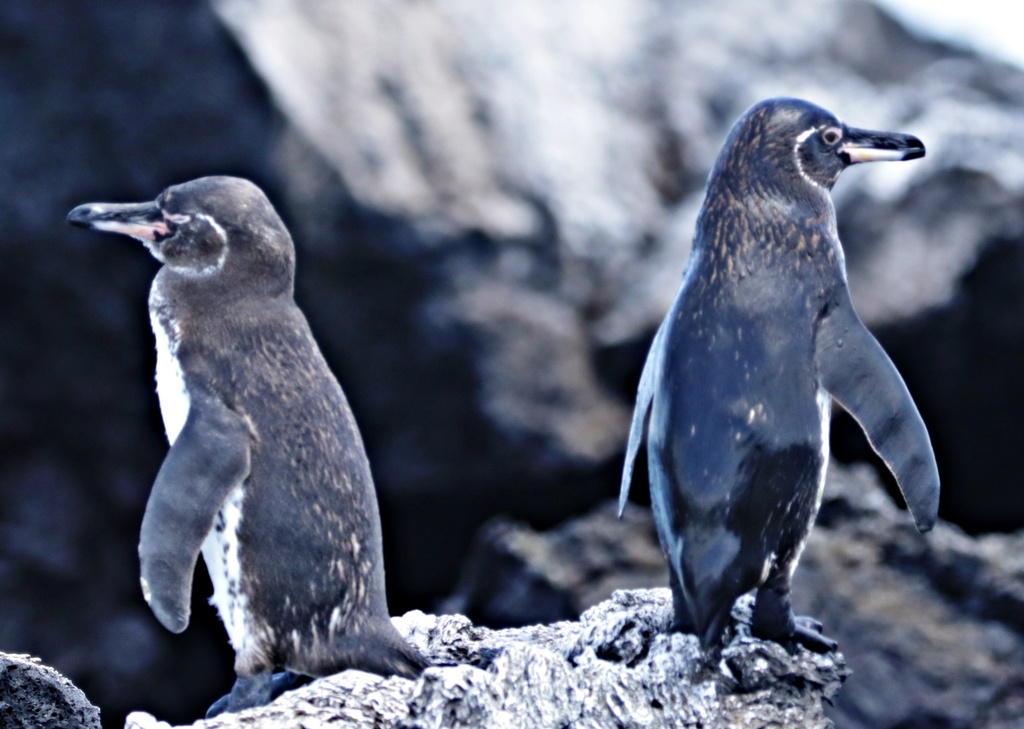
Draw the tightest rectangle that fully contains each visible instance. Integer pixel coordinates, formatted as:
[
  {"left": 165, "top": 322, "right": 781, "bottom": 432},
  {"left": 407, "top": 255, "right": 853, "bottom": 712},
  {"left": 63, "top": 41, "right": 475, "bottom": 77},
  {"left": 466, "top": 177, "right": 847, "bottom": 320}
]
[
  {"left": 799, "top": 464, "right": 1024, "bottom": 729},
  {"left": 445, "top": 461, "right": 1024, "bottom": 728},
  {"left": 123, "top": 589, "right": 848, "bottom": 728},
  {"left": 440, "top": 503, "right": 666, "bottom": 627},
  {"left": 0, "top": 653, "right": 101, "bottom": 729}
]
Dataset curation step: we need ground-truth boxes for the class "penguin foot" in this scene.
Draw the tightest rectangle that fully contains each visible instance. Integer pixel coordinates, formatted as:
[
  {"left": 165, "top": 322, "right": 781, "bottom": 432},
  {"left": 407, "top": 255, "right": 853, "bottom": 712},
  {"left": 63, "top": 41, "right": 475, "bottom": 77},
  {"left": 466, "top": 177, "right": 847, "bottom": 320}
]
[
  {"left": 751, "top": 584, "right": 838, "bottom": 653},
  {"left": 206, "top": 671, "right": 309, "bottom": 718},
  {"left": 268, "top": 670, "right": 311, "bottom": 698},
  {"left": 791, "top": 616, "right": 838, "bottom": 654},
  {"left": 751, "top": 612, "right": 837, "bottom": 654},
  {"left": 794, "top": 615, "right": 822, "bottom": 634}
]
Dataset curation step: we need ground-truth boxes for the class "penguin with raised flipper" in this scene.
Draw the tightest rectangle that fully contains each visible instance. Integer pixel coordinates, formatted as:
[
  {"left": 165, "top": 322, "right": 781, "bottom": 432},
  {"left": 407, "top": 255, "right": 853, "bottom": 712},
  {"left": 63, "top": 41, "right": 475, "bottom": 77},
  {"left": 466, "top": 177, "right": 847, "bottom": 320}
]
[
  {"left": 68, "top": 176, "right": 428, "bottom": 716},
  {"left": 619, "top": 98, "right": 938, "bottom": 653}
]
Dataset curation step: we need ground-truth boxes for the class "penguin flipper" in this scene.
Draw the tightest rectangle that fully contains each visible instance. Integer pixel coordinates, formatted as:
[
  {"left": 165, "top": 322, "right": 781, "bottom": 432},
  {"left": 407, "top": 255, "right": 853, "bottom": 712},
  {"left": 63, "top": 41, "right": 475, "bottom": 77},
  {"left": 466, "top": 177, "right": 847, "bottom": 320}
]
[
  {"left": 139, "top": 392, "right": 252, "bottom": 633},
  {"left": 814, "top": 286, "right": 939, "bottom": 532},
  {"left": 619, "top": 319, "right": 668, "bottom": 517}
]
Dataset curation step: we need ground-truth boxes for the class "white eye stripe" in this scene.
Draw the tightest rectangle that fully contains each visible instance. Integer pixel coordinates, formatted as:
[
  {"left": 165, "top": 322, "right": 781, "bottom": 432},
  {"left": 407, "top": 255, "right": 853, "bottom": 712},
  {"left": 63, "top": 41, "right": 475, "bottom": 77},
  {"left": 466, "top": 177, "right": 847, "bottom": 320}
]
[
  {"left": 796, "top": 127, "right": 817, "bottom": 143},
  {"left": 196, "top": 213, "right": 228, "bottom": 244},
  {"left": 793, "top": 132, "right": 825, "bottom": 190},
  {"left": 796, "top": 125, "right": 843, "bottom": 145},
  {"left": 159, "top": 211, "right": 228, "bottom": 245}
]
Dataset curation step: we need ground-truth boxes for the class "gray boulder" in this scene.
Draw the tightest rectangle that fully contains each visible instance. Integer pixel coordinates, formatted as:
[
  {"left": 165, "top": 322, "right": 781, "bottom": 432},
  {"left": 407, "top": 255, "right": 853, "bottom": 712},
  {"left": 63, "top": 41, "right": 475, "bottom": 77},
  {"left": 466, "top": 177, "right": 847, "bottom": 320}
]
[
  {"left": 801, "top": 465, "right": 1024, "bottom": 728},
  {"left": 0, "top": 653, "right": 101, "bottom": 729}
]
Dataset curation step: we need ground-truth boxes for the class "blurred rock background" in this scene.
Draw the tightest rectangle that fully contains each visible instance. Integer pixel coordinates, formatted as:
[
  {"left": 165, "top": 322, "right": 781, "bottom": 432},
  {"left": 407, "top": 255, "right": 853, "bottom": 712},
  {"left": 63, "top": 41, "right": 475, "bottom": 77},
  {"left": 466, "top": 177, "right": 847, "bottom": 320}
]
[{"left": 0, "top": 0, "right": 1022, "bottom": 726}]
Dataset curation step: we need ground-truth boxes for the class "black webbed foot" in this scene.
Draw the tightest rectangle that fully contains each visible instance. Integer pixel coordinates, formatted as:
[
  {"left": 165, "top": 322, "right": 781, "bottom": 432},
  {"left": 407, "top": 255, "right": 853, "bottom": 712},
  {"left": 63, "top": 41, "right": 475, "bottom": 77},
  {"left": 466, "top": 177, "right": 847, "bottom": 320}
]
[
  {"left": 794, "top": 615, "right": 822, "bottom": 634},
  {"left": 206, "top": 671, "right": 309, "bottom": 718},
  {"left": 790, "top": 615, "right": 838, "bottom": 653},
  {"left": 752, "top": 610, "right": 836, "bottom": 653},
  {"left": 268, "top": 670, "right": 311, "bottom": 697},
  {"left": 751, "top": 583, "right": 838, "bottom": 653}
]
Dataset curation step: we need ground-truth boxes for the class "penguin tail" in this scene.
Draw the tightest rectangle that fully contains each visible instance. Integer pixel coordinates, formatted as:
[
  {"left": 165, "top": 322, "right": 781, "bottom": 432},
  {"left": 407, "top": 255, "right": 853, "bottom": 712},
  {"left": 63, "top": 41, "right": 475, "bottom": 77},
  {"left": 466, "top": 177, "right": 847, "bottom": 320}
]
[
  {"left": 383, "top": 636, "right": 432, "bottom": 679},
  {"left": 311, "top": 622, "right": 432, "bottom": 680}
]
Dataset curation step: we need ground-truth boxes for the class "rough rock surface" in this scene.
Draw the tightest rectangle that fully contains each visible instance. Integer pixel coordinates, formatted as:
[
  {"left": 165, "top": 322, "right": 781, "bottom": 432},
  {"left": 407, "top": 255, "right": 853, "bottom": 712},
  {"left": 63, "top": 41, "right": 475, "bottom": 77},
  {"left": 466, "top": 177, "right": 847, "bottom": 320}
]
[
  {"left": 0, "top": 653, "right": 102, "bottom": 729},
  {"left": 123, "top": 589, "right": 848, "bottom": 729},
  {"left": 447, "top": 462, "right": 1024, "bottom": 728}
]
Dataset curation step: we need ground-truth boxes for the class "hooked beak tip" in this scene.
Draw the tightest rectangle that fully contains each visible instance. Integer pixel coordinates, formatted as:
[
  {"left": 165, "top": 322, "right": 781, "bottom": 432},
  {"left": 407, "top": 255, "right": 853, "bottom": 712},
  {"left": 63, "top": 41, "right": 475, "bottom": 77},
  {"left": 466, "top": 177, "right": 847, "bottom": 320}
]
[
  {"left": 66, "top": 204, "right": 99, "bottom": 228},
  {"left": 898, "top": 135, "right": 926, "bottom": 161}
]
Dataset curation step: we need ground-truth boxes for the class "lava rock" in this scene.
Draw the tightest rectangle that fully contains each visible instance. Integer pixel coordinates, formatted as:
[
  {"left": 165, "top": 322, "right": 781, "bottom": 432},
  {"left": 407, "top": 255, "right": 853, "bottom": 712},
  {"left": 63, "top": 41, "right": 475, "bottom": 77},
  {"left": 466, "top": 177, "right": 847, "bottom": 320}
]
[
  {"left": 440, "top": 503, "right": 666, "bottom": 628},
  {"left": 798, "top": 464, "right": 1024, "bottom": 729},
  {"left": 0, "top": 653, "right": 101, "bottom": 729},
  {"left": 124, "top": 589, "right": 848, "bottom": 728}
]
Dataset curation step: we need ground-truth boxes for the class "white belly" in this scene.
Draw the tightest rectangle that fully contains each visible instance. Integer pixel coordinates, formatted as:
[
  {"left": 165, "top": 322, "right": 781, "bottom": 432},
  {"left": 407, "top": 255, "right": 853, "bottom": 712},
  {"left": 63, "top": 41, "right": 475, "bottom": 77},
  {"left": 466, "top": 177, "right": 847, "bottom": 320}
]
[
  {"left": 815, "top": 387, "right": 832, "bottom": 507},
  {"left": 149, "top": 298, "right": 252, "bottom": 652},
  {"left": 200, "top": 482, "right": 251, "bottom": 652},
  {"left": 151, "top": 310, "right": 190, "bottom": 445}
]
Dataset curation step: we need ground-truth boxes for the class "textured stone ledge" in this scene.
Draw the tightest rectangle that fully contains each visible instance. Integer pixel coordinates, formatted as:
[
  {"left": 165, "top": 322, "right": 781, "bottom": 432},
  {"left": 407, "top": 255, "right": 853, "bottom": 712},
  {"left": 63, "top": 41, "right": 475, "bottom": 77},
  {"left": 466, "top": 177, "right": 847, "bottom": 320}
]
[
  {"left": 0, "top": 653, "right": 101, "bottom": 729},
  {"left": 125, "top": 589, "right": 847, "bottom": 728}
]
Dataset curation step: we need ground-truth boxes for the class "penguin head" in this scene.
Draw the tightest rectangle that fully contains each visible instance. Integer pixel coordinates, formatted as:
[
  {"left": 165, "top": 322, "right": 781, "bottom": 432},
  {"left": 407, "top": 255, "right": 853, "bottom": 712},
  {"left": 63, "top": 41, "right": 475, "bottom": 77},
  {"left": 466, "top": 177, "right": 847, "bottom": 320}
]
[
  {"left": 67, "top": 176, "right": 294, "bottom": 294},
  {"left": 713, "top": 97, "right": 925, "bottom": 195}
]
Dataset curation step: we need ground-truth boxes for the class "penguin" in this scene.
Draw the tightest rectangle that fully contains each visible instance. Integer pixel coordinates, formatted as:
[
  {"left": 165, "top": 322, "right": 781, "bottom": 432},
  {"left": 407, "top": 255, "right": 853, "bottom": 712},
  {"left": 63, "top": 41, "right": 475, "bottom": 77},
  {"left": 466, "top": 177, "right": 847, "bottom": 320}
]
[
  {"left": 67, "top": 176, "right": 429, "bottom": 716},
  {"left": 618, "top": 98, "right": 939, "bottom": 653}
]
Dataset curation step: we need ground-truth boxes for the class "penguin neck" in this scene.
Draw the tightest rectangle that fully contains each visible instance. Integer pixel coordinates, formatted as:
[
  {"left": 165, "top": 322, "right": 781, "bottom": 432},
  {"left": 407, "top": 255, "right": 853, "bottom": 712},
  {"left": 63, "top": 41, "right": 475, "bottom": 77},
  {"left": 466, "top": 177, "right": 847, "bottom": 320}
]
[
  {"left": 148, "top": 267, "right": 296, "bottom": 347},
  {"left": 152, "top": 264, "right": 293, "bottom": 313},
  {"left": 695, "top": 177, "right": 839, "bottom": 274}
]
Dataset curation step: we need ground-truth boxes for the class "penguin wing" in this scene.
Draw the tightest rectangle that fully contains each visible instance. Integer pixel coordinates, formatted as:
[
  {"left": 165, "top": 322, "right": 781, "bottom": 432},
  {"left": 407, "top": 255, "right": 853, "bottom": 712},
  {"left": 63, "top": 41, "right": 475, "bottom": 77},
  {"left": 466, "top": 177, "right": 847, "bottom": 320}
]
[
  {"left": 138, "top": 390, "right": 252, "bottom": 633},
  {"left": 618, "top": 318, "right": 669, "bottom": 517},
  {"left": 814, "top": 285, "right": 939, "bottom": 532}
]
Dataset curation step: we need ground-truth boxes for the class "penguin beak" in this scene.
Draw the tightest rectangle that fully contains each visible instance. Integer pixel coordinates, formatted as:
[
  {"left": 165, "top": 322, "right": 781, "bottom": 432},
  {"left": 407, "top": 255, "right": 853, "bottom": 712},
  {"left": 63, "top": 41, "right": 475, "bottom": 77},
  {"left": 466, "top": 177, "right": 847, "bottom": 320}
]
[
  {"left": 840, "top": 127, "right": 925, "bottom": 164},
  {"left": 66, "top": 201, "right": 171, "bottom": 242}
]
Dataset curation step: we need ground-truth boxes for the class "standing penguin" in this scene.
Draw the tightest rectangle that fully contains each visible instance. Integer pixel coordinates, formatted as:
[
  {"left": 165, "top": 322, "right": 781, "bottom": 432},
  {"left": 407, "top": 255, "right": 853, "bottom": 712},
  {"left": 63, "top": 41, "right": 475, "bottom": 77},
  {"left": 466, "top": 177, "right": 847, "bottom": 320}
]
[
  {"left": 619, "top": 98, "right": 939, "bottom": 653},
  {"left": 67, "top": 176, "right": 428, "bottom": 716}
]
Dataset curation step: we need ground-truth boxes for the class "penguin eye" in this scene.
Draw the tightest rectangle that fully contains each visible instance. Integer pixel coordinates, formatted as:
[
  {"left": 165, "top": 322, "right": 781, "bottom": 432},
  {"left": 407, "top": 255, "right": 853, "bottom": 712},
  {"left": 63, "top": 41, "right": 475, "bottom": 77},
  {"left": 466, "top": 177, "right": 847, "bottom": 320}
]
[{"left": 821, "top": 127, "right": 842, "bottom": 145}]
